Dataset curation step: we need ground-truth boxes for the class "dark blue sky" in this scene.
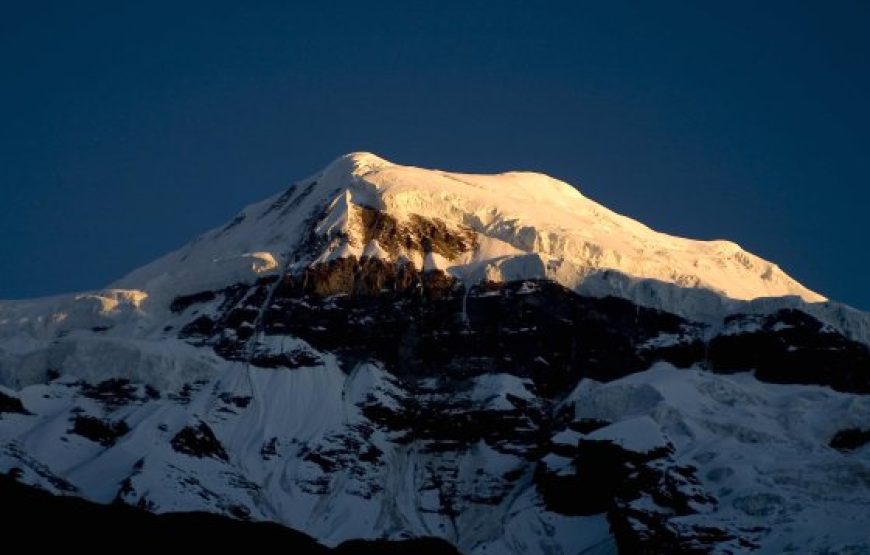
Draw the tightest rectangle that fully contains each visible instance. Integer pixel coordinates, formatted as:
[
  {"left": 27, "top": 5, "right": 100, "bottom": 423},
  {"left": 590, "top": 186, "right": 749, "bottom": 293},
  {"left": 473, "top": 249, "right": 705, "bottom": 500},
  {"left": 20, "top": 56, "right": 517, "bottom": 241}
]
[{"left": 1, "top": 1, "right": 868, "bottom": 309}]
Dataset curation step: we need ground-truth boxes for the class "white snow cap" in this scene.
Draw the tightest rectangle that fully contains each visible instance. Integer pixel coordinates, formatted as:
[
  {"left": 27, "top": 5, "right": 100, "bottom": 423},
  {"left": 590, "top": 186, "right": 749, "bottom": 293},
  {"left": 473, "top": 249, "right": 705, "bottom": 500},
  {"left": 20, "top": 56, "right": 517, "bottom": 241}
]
[
  {"left": 110, "top": 151, "right": 828, "bottom": 316},
  {"left": 321, "top": 151, "right": 394, "bottom": 177}
]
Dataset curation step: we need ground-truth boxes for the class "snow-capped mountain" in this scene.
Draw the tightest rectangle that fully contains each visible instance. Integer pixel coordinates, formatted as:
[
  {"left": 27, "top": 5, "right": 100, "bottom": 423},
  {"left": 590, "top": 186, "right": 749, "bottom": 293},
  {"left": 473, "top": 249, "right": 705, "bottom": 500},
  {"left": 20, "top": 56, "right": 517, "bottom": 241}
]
[{"left": 1, "top": 153, "right": 868, "bottom": 553}]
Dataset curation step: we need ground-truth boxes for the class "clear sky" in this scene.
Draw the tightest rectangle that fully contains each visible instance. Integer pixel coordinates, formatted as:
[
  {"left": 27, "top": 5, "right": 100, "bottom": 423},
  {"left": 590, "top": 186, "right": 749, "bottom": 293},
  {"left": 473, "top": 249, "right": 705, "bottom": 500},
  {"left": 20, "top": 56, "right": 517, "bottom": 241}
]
[{"left": 1, "top": 1, "right": 868, "bottom": 310}]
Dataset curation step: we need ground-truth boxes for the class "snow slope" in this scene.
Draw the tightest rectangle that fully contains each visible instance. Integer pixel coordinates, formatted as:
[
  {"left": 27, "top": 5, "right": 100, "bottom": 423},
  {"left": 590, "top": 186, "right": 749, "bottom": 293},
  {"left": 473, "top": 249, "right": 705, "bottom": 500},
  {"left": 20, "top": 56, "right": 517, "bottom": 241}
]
[
  {"left": 2, "top": 359, "right": 867, "bottom": 554},
  {"left": 561, "top": 364, "right": 870, "bottom": 554}
]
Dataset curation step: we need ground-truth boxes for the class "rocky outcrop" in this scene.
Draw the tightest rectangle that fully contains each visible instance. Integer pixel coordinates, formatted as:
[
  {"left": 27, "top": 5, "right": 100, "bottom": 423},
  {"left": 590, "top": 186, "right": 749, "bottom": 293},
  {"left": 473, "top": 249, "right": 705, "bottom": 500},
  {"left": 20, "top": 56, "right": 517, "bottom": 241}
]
[
  {"left": 709, "top": 309, "right": 870, "bottom": 393},
  {"left": 829, "top": 428, "right": 870, "bottom": 451},
  {"left": 286, "top": 256, "right": 453, "bottom": 298},
  {"left": 169, "top": 262, "right": 869, "bottom": 395},
  {"left": 0, "top": 391, "right": 29, "bottom": 415},
  {"left": 171, "top": 421, "right": 229, "bottom": 461},
  {"left": 264, "top": 275, "right": 705, "bottom": 389},
  {"left": 69, "top": 415, "right": 130, "bottom": 447},
  {"left": 356, "top": 207, "right": 478, "bottom": 260},
  {"left": 536, "top": 436, "right": 757, "bottom": 553}
]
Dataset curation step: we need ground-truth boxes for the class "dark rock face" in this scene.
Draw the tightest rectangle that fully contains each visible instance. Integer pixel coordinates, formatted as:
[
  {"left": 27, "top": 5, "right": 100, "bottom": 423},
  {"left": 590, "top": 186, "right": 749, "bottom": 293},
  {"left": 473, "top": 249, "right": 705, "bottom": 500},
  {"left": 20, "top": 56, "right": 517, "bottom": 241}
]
[
  {"left": 277, "top": 256, "right": 457, "bottom": 299},
  {"left": 829, "top": 428, "right": 870, "bottom": 451},
  {"left": 709, "top": 309, "right": 870, "bottom": 393},
  {"left": 0, "top": 391, "right": 29, "bottom": 415},
  {"left": 171, "top": 421, "right": 229, "bottom": 461},
  {"left": 535, "top": 438, "right": 757, "bottom": 553},
  {"left": 356, "top": 207, "right": 478, "bottom": 260},
  {"left": 79, "top": 378, "right": 158, "bottom": 409},
  {"left": 171, "top": 258, "right": 869, "bottom": 396},
  {"left": 248, "top": 348, "right": 323, "bottom": 370},
  {"left": 263, "top": 264, "right": 705, "bottom": 394},
  {"left": 179, "top": 315, "right": 215, "bottom": 338},
  {"left": 69, "top": 415, "right": 130, "bottom": 447},
  {"left": 219, "top": 393, "right": 251, "bottom": 409},
  {"left": 170, "top": 290, "right": 217, "bottom": 313},
  {"left": 361, "top": 380, "right": 546, "bottom": 459}
]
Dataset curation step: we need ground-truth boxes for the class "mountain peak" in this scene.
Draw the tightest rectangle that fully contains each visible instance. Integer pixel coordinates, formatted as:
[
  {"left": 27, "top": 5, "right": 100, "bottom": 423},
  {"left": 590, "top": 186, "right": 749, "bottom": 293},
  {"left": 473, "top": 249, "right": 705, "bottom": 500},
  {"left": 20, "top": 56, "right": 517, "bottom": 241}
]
[
  {"left": 108, "top": 153, "right": 836, "bottom": 321},
  {"left": 321, "top": 152, "right": 394, "bottom": 179}
]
